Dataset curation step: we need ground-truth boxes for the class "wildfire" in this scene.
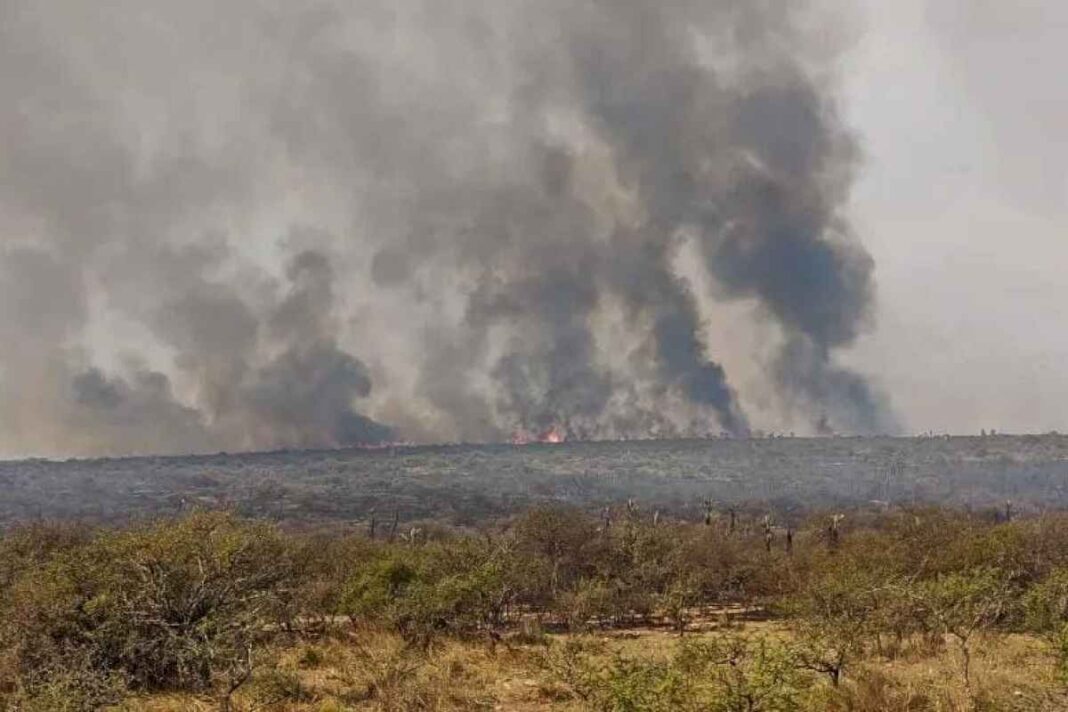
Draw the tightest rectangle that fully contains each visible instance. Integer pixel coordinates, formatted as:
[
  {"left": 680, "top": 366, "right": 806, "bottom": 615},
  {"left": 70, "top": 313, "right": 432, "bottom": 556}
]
[
  {"left": 511, "top": 424, "right": 568, "bottom": 445},
  {"left": 541, "top": 425, "right": 567, "bottom": 444}
]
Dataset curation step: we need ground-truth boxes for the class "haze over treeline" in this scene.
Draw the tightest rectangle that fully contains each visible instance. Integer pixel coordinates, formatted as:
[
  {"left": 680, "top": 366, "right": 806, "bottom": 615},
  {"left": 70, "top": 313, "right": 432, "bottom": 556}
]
[{"left": 1, "top": 0, "right": 914, "bottom": 457}]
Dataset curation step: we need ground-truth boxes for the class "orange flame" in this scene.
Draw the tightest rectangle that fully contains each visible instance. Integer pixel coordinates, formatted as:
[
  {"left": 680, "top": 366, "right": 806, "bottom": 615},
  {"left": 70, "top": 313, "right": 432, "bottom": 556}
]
[
  {"left": 511, "top": 425, "right": 568, "bottom": 445},
  {"left": 541, "top": 425, "right": 566, "bottom": 444}
]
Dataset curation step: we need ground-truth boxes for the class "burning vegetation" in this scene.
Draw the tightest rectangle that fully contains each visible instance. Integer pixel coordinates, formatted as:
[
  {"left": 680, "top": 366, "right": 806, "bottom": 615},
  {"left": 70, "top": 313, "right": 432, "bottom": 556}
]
[
  {"left": 0, "top": 0, "right": 897, "bottom": 459},
  {"left": 511, "top": 424, "right": 569, "bottom": 446}
]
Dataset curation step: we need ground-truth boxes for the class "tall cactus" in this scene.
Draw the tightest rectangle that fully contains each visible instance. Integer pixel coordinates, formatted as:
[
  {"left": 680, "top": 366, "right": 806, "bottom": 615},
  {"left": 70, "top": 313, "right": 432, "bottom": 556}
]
[
  {"left": 388, "top": 508, "right": 400, "bottom": 542},
  {"left": 828, "top": 514, "right": 845, "bottom": 550}
]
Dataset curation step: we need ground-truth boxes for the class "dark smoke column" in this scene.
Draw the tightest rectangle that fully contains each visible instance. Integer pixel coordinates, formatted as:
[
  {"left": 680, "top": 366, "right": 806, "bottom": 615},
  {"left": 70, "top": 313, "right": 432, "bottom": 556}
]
[
  {"left": 0, "top": 0, "right": 896, "bottom": 457},
  {"left": 559, "top": 0, "right": 896, "bottom": 435}
]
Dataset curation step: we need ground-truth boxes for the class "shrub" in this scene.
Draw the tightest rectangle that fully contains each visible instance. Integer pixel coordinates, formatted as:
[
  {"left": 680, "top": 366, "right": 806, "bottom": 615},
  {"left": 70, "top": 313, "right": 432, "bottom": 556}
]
[
  {"left": 9, "top": 655, "right": 127, "bottom": 712},
  {"left": 246, "top": 667, "right": 314, "bottom": 708},
  {"left": 340, "top": 552, "right": 421, "bottom": 624},
  {"left": 1023, "top": 569, "right": 1068, "bottom": 684},
  {"left": 787, "top": 566, "right": 886, "bottom": 686},
  {"left": 0, "top": 522, "right": 89, "bottom": 596},
  {"left": 911, "top": 568, "right": 1016, "bottom": 689},
  {"left": 559, "top": 578, "right": 626, "bottom": 631},
  {"left": 1023, "top": 568, "right": 1068, "bottom": 634},
  {"left": 339, "top": 540, "right": 513, "bottom": 645},
  {"left": 659, "top": 576, "right": 701, "bottom": 634},
  {"left": 2, "top": 512, "right": 292, "bottom": 693},
  {"left": 511, "top": 507, "right": 599, "bottom": 603},
  {"left": 548, "top": 634, "right": 812, "bottom": 712},
  {"left": 812, "top": 666, "right": 933, "bottom": 711}
]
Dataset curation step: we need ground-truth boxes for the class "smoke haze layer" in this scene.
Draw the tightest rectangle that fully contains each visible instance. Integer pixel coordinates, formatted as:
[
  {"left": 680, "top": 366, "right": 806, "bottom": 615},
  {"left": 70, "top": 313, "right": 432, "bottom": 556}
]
[{"left": 0, "top": 0, "right": 896, "bottom": 456}]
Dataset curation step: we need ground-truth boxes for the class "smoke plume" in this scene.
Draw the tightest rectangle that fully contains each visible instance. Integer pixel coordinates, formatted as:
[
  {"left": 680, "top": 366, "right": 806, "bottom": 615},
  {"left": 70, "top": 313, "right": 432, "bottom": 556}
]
[{"left": 0, "top": 0, "right": 895, "bottom": 457}]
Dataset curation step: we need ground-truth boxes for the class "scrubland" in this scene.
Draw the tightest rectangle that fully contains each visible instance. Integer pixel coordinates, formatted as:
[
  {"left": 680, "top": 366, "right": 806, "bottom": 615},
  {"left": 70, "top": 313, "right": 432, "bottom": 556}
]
[
  {"left": 4, "top": 503, "right": 1068, "bottom": 710},
  {"left": 5, "top": 434, "right": 1068, "bottom": 526}
]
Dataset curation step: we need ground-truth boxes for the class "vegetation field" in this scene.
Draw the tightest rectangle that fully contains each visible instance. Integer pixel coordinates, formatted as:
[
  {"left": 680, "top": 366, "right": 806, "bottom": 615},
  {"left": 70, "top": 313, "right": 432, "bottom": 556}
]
[
  {"left": 3, "top": 434, "right": 1068, "bottom": 526},
  {"left": 4, "top": 503, "right": 1068, "bottom": 710}
]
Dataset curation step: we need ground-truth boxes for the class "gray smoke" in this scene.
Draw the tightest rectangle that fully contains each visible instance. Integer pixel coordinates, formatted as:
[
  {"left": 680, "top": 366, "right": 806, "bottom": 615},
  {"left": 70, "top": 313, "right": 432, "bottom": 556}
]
[{"left": 0, "top": 0, "right": 895, "bottom": 457}]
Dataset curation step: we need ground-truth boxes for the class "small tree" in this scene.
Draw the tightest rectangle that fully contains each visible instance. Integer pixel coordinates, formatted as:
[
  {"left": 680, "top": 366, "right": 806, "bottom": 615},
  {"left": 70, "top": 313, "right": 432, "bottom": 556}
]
[
  {"left": 788, "top": 567, "right": 883, "bottom": 686},
  {"left": 660, "top": 576, "right": 700, "bottom": 635},
  {"left": 1023, "top": 567, "right": 1068, "bottom": 684},
  {"left": 511, "top": 507, "right": 597, "bottom": 601},
  {"left": 912, "top": 568, "right": 1014, "bottom": 691},
  {"left": 694, "top": 636, "right": 809, "bottom": 712}
]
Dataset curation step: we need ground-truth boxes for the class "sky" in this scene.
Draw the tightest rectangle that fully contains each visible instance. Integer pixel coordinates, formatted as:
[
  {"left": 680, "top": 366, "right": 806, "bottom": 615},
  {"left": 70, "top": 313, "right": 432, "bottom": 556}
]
[
  {"left": 842, "top": 0, "right": 1068, "bottom": 435},
  {"left": 0, "top": 0, "right": 1066, "bottom": 458}
]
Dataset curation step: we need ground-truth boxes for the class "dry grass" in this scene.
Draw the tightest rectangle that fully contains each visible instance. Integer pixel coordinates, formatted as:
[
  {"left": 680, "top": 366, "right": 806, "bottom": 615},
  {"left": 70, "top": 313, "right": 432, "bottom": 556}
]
[
  {"left": 117, "top": 629, "right": 558, "bottom": 711},
  {"left": 117, "top": 622, "right": 1067, "bottom": 712},
  {"left": 854, "top": 632, "right": 1066, "bottom": 711}
]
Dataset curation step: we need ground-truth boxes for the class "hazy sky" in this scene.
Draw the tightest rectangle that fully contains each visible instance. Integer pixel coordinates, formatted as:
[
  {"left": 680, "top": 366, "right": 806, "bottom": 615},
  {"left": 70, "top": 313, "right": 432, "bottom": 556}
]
[
  {"left": 0, "top": 0, "right": 1066, "bottom": 458},
  {"left": 843, "top": 0, "right": 1068, "bottom": 434}
]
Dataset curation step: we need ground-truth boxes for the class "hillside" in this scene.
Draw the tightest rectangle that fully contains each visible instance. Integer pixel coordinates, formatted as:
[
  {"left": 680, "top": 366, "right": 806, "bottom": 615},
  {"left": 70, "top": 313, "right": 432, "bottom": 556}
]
[{"left": 3, "top": 434, "right": 1067, "bottom": 526}]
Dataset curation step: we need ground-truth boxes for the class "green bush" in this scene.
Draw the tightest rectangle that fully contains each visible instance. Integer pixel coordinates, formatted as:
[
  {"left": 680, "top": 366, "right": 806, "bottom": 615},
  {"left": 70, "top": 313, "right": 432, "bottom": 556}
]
[
  {"left": 1023, "top": 568, "right": 1068, "bottom": 634},
  {"left": 2, "top": 512, "right": 292, "bottom": 692},
  {"left": 341, "top": 553, "right": 421, "bottom": 623},
  {"left": 1023, "top": 569, "right": 1068, "bottom": 684},
  {"left": 339, "top": 540, "right": 513, "bottom": 645},
  {"left": 0, "top": 522, "right": 88, "bottom": 596},
  {"left": 549, "top": 634, "right": 813, "bottom": 712}
]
